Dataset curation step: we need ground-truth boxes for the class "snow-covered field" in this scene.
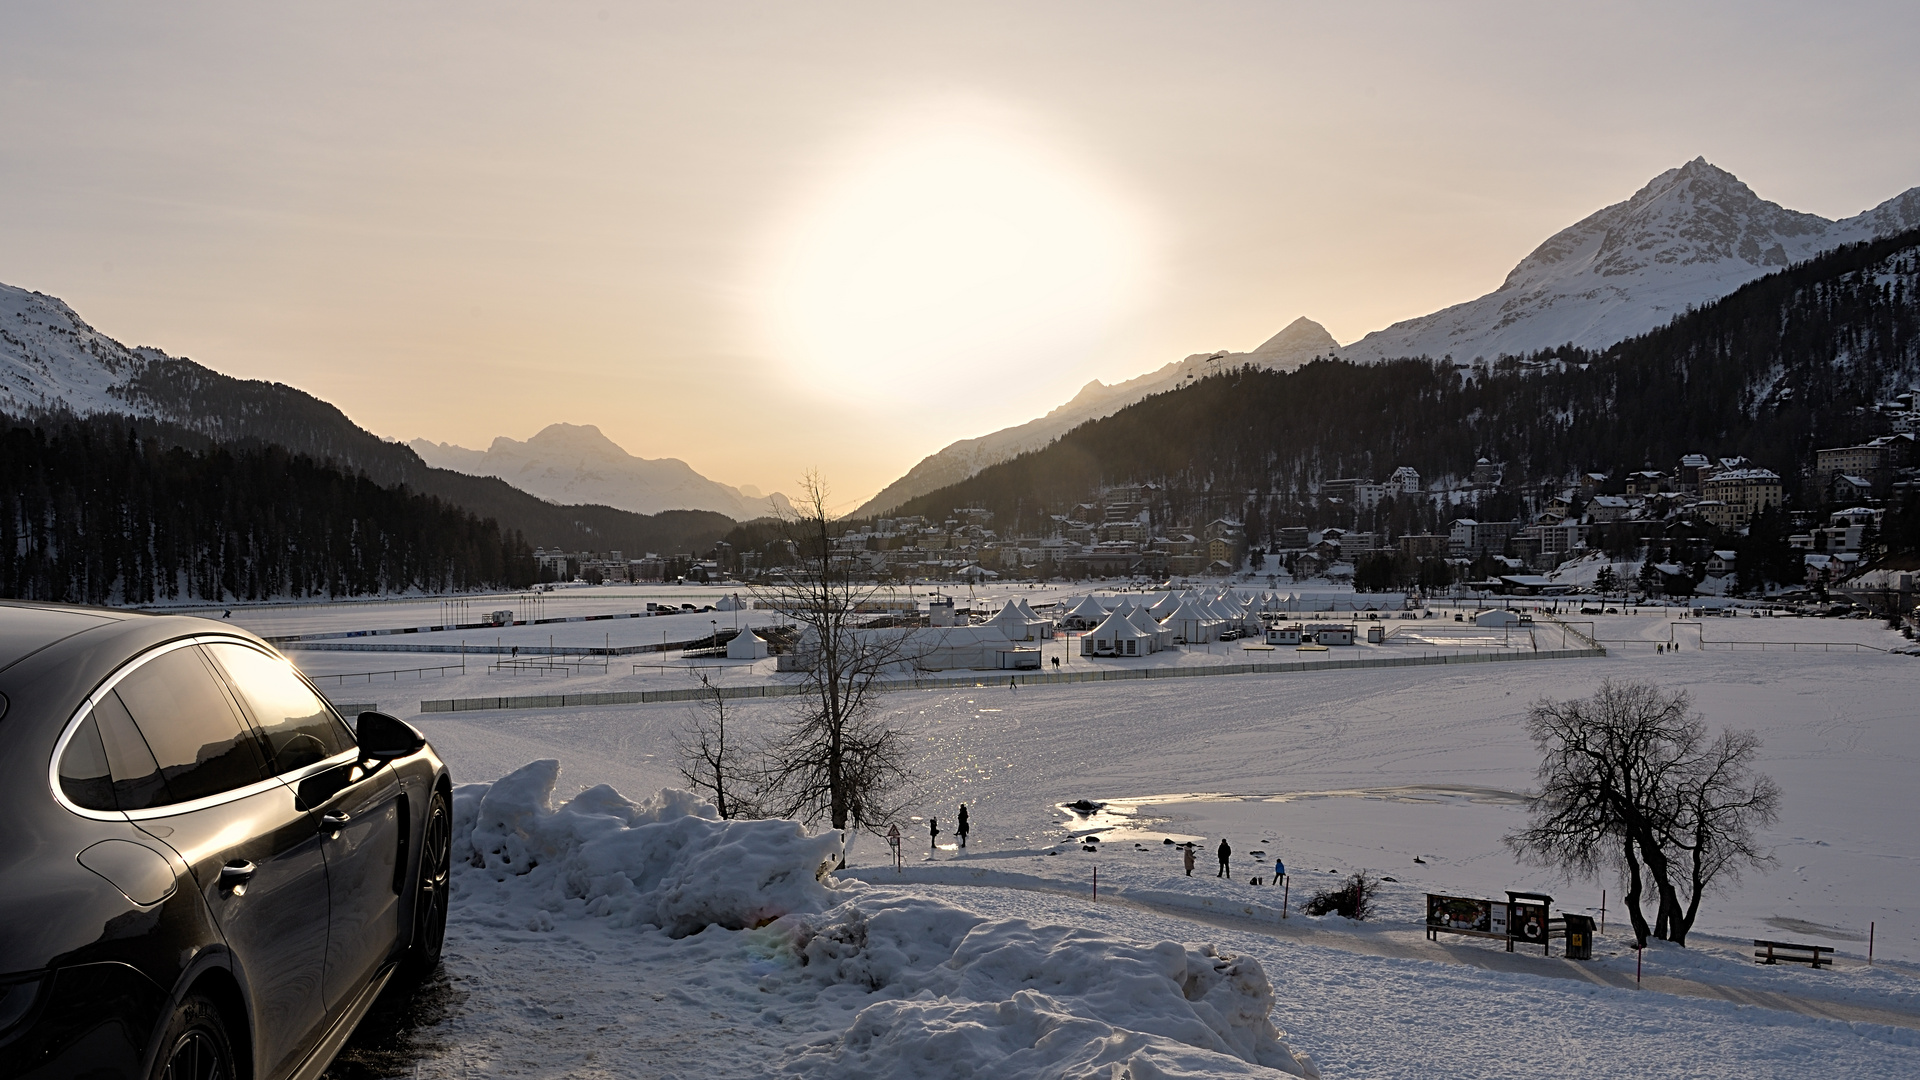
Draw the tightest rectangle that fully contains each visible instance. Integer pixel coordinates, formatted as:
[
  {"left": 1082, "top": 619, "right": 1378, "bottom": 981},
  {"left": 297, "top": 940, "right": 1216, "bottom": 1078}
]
[{"left": 283, "top": 592, "right": 1919, "bottom": 1077}]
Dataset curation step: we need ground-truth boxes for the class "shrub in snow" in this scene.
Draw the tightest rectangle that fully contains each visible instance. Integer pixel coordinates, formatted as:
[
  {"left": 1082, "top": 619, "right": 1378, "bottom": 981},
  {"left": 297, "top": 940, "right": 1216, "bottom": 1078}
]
[
  {"left": 1303, "top": 871, "right": 1378, "bottom": 921},
  {"left": 450, "top": 759, "right": 845, "bottom": 936},
  {"left": 773, "top": 895, "right": 1319, "bottom": 1079}
]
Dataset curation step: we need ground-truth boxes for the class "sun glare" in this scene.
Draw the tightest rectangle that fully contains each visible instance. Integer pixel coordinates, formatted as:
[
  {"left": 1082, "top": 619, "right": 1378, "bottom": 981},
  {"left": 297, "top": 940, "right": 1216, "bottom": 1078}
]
[{"left": 762, "top": 104, "right": 1149, "bottom": 405}]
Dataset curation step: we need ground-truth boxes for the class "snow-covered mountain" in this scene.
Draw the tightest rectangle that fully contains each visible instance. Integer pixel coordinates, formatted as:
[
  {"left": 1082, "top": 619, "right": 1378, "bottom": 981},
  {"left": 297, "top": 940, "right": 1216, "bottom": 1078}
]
[
  {"left": 856, "top": 159, "right": 1920, "bottom": 517},
  {"left": 1, "top": 280, "right": 777, "bottom": 522},
  {"left": 1, "top": 282, "right": 167, "bottom": 417},
  {"left": 852, "top": 316, "right": 1338, "bottom": 516},
  {"left": 411, "top": 425, "right": 790, "bottom": 520},
  {"left": 1340, "top": 158, "right": 1920, "bottom": 364}
]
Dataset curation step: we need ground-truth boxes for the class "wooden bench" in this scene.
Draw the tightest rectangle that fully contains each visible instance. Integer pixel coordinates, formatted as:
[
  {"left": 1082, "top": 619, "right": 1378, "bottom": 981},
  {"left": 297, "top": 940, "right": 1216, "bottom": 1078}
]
[{"left": 1752, "top": 939, "right": 1833, "bottom": 968}]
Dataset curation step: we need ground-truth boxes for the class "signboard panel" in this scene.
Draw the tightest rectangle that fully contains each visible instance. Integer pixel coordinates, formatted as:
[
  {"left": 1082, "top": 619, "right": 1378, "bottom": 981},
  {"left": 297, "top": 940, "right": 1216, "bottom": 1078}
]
[
  {"left": 1508, "top": 901, "right": 1549, "bottom": 946},
  {"left": 1427, "top": 894, "right": 1492, "bottom": 933}
]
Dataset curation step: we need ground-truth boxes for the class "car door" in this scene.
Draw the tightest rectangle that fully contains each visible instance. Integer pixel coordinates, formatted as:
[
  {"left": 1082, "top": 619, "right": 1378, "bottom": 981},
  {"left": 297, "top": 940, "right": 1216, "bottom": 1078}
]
[
  {"left": 99, "top": 641, "right": 332, "bottom": 1080},
  {"left": 204, "top": 642, "right": 405, "bottom": 1011}
]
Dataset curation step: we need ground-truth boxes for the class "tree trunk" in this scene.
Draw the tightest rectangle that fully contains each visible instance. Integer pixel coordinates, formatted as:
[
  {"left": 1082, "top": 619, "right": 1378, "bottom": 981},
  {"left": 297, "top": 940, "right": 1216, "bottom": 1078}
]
[{"left": 1621, "top": 838, "right": 1651, "bottom": 947}]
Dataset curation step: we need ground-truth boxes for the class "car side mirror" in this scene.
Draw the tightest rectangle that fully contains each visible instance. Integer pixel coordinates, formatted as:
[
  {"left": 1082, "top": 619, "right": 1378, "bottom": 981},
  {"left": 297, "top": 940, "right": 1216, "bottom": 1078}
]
[{"left": 356, "top": 711, "right": 427, "bottom": 761}]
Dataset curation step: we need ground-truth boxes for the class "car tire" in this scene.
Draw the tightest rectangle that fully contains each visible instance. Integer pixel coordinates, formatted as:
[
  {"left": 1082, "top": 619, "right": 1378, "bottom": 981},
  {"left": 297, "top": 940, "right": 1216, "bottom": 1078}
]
[
  {"left": 149, "top": 992, "right": 237, "bottom": 1080},
  {"left": 401, "top": 788, "right": 452, "bottom": 982}
]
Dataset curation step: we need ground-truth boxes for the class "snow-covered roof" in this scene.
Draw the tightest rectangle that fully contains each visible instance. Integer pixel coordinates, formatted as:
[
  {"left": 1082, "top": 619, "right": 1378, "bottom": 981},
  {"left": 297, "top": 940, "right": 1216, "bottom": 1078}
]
[
  {"left": 1062, "top": 595, "right": 1109, "bottom": 622},
  {"left": 1087, "top": 608, "right": 1152, "bottom": 640}
]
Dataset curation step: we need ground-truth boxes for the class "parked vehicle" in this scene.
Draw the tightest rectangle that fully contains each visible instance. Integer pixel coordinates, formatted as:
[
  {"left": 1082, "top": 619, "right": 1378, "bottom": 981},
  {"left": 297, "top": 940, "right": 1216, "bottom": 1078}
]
[{"left": 0, "top": 602, "right": 452, "bottom": 1080}]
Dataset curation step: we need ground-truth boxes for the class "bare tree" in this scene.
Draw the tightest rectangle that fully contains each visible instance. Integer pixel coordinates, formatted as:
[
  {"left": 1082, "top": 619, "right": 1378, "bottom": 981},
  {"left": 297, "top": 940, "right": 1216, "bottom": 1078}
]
[
  {"left": 751, "top": 472, "right": 919, "bottom": 835},
  {"left": 1505, "top": 679, "right": 1778, "bottom": 946},
  {"left": 1659, "top": 727, "right": 1780, "bottom": 943},
  {"left": 673, "top": 671, "right": 762, "bottom": 820}
]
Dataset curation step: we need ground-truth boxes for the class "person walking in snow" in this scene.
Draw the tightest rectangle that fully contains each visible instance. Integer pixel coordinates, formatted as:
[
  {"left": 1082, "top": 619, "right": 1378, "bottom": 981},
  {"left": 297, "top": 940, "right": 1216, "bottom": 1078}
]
[
  {"left": 1182, "top": 844, "right": 1197, "bottom": 876},
  {"left": 1217, "top": 838, "right": 1232, "bottom": 878},
  {"left": 929, "top": 817, "right": 940, "bottom": 851},
  {"left": 957, "top": 804, "right": 970, "bottom": 849}
]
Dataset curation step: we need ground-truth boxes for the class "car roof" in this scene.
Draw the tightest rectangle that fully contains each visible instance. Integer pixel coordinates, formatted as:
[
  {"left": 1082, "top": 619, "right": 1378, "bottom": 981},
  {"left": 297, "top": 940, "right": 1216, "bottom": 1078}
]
[{"left": 0, "top": 602, "right": 128, "bottom": 676}]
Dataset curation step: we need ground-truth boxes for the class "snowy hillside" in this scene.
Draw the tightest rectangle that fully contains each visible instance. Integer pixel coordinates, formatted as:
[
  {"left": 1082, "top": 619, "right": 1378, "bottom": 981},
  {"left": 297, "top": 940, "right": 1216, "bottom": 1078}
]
[
  {"left": 0, "top": 280, "right": 774, "bottom": 523},
  {"left": 1341, "top": 158, "right": 1920, "bottom": 364},
  {"left": 856, "top": 159, "right": 1920, "bottom": 516},
  {"left": 853, "top": 316, "right": 1338, "bottom": 516},
  {"left": 0, "top": 282, "right": 166, "bottom": 416},
  {"left": 411, "top": 423, "right": 791, "bottom": 520}
]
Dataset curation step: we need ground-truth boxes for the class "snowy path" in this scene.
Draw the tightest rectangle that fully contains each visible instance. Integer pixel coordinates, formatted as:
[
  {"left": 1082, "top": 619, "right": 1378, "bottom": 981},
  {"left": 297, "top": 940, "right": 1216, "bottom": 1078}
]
[{"left": 843, "top": 866, "right": 1920, "bottom": 1032}]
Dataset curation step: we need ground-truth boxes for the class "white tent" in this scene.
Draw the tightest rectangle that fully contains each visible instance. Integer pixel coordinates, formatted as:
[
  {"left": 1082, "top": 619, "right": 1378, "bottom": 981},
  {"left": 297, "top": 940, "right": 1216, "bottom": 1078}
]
[
  {"left": 715, "top": 593, "right": 750, "bottom": 612},
  {"left": 725, "top": 626, "right": 770, "bottom": 659},
  {"left": 1122, "top": 602, "right": 1169, "bottom": 649},
  {"left": 987, "top": 599, "right": 1050, "bottom": 641},
  {"left": 1081, "top": 608, "right": 1155, "bottom": 657},
  {"left": 1060, "top": 595, "right": 1110, "bottom": 629},
  {"left": 1161, "top": 597, "right": 1222, "bottom": 643},
  {"left": 1147, "top": 591, "right": 1184, "bottom": 620}
]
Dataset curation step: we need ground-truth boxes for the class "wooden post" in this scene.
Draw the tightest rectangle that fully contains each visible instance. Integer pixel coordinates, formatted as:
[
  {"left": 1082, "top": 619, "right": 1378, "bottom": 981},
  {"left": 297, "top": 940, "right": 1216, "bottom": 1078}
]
[
  {"left": 1869, "top": 922, "right": 1875, "bottom": 965},
  {"left": 1092, "top": 865, "right": 1097, "bottom": 902},
  {"left": 1600, "top": 890, "right": 1606, "bottom": 935},
  {"left": 1282, "top": 876, "right": 1289, "bottom": 918},
  {"left": 1636, "top": 945, "right": 1642, "bottom": 984}
]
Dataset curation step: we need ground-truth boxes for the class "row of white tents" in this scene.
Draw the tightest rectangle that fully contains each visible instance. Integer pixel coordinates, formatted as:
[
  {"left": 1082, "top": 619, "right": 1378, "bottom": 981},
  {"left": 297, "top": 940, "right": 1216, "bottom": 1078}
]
[{"left": 1062, "top": 588, "right": 1285, "bottom": 655}]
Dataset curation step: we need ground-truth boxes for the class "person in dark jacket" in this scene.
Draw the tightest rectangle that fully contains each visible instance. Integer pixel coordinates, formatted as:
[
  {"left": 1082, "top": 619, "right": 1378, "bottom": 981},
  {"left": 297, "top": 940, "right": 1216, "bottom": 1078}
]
[
  {"left": 957, "top": 804, "right": 970, "bottom": 848},
  {"left": 929, "top": 817, "right": 940, "bottom": 850},
  {"left": 1217, "top": 838, "right": 1232, "bottom": 878}
]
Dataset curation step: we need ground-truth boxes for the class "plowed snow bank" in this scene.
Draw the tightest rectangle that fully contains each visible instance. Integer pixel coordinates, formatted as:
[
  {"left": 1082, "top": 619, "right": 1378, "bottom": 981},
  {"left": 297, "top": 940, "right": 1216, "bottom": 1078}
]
[
  {"left": 772, "top": 894, "right": 1320, "bottom": 1078},
  {"left": 450, "top": 758, "right": 845, "bottom": 935}
]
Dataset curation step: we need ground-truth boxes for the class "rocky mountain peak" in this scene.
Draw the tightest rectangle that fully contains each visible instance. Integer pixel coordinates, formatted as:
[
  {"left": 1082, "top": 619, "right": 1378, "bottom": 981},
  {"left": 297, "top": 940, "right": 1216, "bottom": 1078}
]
[{"left": 1247, "top": 316, "right": 1340, "bottom": 363}]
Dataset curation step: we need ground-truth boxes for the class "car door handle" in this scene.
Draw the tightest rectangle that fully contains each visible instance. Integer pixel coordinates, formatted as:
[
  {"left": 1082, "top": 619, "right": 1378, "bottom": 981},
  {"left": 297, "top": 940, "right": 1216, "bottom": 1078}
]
[
  {"left": 320, "top": 811, "right": 352, "bottom": 832},
  {"left": 220, "top": 861, "right": 257, "bottom": 895}
]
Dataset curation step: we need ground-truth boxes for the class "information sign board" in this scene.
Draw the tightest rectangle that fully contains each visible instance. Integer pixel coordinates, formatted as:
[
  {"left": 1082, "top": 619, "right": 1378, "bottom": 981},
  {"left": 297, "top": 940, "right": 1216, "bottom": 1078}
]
[{"left": 1427, "top": 894, "right": 1492, "bottom": 933}]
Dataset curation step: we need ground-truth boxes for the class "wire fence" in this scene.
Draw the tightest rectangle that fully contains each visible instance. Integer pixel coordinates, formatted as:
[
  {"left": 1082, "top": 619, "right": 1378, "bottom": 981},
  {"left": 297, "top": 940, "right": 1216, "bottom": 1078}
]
[
  {"left": 307, "top": 659, "right": 468, "bottom": 686},
  {"left": 418, "top": 646, "right": 1606, "bottom": 714}
]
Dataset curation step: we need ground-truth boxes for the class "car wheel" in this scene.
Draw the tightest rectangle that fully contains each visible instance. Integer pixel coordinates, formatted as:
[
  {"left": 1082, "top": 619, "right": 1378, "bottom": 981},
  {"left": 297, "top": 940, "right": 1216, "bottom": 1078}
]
[
  {"left": 402, "top": 788, "right": 452, "bottom": 981},
  {"left": 150, "top": 993, "right": 237, "bottom": 1080}
]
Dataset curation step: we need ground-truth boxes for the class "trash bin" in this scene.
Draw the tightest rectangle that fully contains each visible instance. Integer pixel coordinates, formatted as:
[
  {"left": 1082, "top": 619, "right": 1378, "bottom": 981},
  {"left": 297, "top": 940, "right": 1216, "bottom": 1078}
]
[{"left": 1562, "top": 914, "right": 1596, "bottom": 960}]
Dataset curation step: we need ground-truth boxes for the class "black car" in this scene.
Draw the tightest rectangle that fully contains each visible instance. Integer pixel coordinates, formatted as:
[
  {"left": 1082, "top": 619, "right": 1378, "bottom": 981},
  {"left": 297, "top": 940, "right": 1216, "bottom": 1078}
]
[{"left": 0, "top": 603, "right": 452, "bottom": 1080}]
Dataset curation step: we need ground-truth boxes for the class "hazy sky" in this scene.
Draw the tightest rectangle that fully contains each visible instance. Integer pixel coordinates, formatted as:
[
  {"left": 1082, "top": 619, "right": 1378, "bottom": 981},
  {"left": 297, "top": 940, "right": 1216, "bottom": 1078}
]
[{"left": 4, "top": 2, "right": 1918, "bottom": 510}]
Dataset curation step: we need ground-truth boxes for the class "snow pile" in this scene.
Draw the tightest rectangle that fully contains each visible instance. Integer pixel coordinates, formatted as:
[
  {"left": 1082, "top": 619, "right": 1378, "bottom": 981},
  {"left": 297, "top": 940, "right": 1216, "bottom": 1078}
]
[
  {"left": 774, "top": 894, "right": 1319, "bottom": 1079},
  {"left": 450, "top": 759, "right": 845, "bottom": 936}
]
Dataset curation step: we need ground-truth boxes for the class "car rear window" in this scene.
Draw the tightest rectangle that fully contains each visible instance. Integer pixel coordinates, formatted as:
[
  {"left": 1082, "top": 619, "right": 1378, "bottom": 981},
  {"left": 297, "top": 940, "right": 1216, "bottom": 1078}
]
[
  {"left": 57, "top": 715, "right": 115, "bottom": 811},
  {"left": 55, "top": 693, "right": 175, "bottom": 812},
  {"left": 111, "top": 646, "right": 268, "bottom": 806},
  {"left": 203, "top": 642, "right": 354, "bottom": 773}
]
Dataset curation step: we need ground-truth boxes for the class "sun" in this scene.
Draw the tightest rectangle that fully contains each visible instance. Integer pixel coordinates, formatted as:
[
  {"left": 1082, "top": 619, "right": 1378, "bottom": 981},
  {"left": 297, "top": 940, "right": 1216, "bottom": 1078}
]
[{"left": 761, "top": 102, "right": 1149, "bottom": 406}]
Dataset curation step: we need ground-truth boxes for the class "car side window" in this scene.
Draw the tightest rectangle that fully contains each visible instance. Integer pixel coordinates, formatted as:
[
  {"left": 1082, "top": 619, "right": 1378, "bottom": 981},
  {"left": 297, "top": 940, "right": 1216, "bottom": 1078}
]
[
  {"left": 56, "top": 694, "right": 174, "bottom": 812},
  {"left": 95, "top": 691, "right": 171, "bottom": 810},
  {"left": 56, "top": 715, "right": 115, "bottom": 811},
  {"left": 111, "top": 646, "right": 268, "bottom": 805},
  {"left": 203, "top": 642, "right": 354, "bottom": 774}
]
